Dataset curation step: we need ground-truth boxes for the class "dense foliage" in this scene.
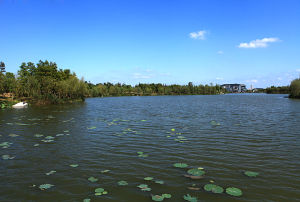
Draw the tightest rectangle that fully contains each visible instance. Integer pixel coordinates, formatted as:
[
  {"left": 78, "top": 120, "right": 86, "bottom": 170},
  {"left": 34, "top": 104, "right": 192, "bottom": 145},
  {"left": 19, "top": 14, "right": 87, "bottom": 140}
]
[
  {"left": 86, "top": 81, "right": 225, "bottom": 97},
  {"left": 289, "top": 79, "right": 300, "bottom": 98},
  {"left": 0, "top": 60, "right": 226, "bottom": 105},
  {"left": 0, "top": 60, "right": 87, "bottom": 104},
  {"left": 265, "top": 86, "right": 290, "bottom": 94}
]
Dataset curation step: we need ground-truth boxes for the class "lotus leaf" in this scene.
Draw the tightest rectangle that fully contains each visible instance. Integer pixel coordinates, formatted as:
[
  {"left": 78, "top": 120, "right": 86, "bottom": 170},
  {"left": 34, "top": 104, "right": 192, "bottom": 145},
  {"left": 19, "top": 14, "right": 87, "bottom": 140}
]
[
  {"left": 141, "top": 187, "right": 151, "bottom": 191},
  {"left": 183, "top": 194, "right": 197, "bottom": 202},
  {"left": 226, "top": 187, "right": 242, "bottom": 197},
  {"left": 41, "top": 139, "right": 54, "bottom": 143},
  {"left": 137, "top": 184, "right": 148, "bottom": 189},
  {"left": 187, "top": 168, "right": 205, "bottom": 176},
  {"left": 152, "top": 195, "right": 164, "bottom": 201},
  {"left": 88, "top": 177, "right": 98, "bottom": 182},
  {"left": 46, "top": 170, "right": 56, "bottom": 176},
  {"left": 173, "top": 163, "right": 188, "bottom": 168},
  {"left": 83, "top": 199, "right": 90, "bottom": 202},
  {"left": 2, "top": 154, "right": 15, "bottom": 160},
  {"left": 0, "top": 142, "right": 12, "bottom": 148},
  {"left": 34, "top": 144, "right": 39, "bottom": 147},
  {"left": 204, "top": 184, "right": 223, "bottom": 194},
  {"left": 171, "top": 129, "right": 175, "bottom": 131},
  {"left": 34, "top": 134, "right": 43, "bottom": 137},
  {"left": 162, "top": 194, "right": 171, "bottom": 198},
  {"left": 56, "top": 134, "right": 64, "bottom": 137},
  {"left": 39, "top": 184, "right": 54, "bottom": 190},
  {"left": 137, "top": 152, "right": 144, "bottom": 155},
  {"left": 244, "top": 171, "right": 259, "bottom": 177},
  {"left": 45, "top": 136, "right": 54, "bottom": 139},
  {"left": 118, "top": 180, "right": 128, "bottom": 186},
  {"left": 144, "top": 177, "right": 153, "bottom": 181},
  {"left": 101, "top": 169, "right": 110, "bottom": 173},
  {"left": 64, "top": 130, "right": 69, "bottom": 133},
  {"left": 87, "top": 126, "right": 96, "bottom": 129},
  {"left": 70, "top": 164, "right": 78, "bottom": 167},
  {"left": 9, "top": 134, "right": 19, "bottom": 137},
  {"left": 155, "top": 180, "right": 164, "bottom": 184},
  {"left": 95, "top": 188, "right": 105, "bottom": 193}
]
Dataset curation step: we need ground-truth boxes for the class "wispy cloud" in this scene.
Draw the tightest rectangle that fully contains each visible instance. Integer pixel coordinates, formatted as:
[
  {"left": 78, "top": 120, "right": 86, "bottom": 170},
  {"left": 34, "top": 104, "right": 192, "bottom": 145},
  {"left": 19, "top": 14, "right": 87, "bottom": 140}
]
[
  {"left": 216, "top": 77, "right": 224, "bottom": 80},
  {"left": 189, "top": 30, "right": 207, "bottom": 40},
  {"left": 238, "top": 37, "right": 279, "bottom": 48},
  {"left": 217, "top": 50, "right": 224, "bottom": 54}
]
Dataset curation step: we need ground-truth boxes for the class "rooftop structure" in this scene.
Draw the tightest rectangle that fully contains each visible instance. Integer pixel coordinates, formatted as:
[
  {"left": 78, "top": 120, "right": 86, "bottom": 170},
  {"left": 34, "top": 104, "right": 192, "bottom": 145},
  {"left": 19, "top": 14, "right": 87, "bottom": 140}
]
[{"left": 221, "top": 84, "right": 247, "bottom": 93}]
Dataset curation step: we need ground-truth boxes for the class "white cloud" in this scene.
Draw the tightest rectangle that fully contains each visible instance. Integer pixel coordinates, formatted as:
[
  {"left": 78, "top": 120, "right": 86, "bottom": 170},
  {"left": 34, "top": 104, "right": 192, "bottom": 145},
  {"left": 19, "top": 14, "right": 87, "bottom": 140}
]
[
  {"left": 296, "top": 69, "right": 300, "bottom": 72},
  {"left": 217, "top": 50, "right": 224, "bottom": 54},
  {"left": 189, "top": 30, "right": 207, "bottom": 40},
  {"left": 238, "top": 37, "right": 279, "bottom": 48}
]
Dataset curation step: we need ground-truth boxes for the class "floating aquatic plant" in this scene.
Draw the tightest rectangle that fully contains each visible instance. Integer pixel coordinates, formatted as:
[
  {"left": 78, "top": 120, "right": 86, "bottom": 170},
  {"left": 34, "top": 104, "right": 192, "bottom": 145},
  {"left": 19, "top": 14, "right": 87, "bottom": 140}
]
[
  {"left": 70, "top": 164, "right": 78, "bottom": 168},
  {"left": 226, "top": 187, "right": 242, "bottom": 197},
  {"left": 137, "top": 152, "right": 148, "bottom": 157},
  {"left": 56, "top": 134, "right": 64, "bottom": 137},
  {"left": 144, "top": 177, "right": 153, "bottom": 181},
  {"left": 171, "top": 129, "right": 175, "bottom": 132},
  {"left": 95, "top": 187, "right": 108, "bottom": 196},
  {"left": 210, "top": 121, "right": 221, "bottom": 126},
  {"left": 88, "top": 177, "right": 98, "bottom": 182},
  {"left": 87, "top": 126, "right": 97, "bottom": 130},
  {"left": 173, "top": 163, "right": 188, "bottom": 168},
  {"left": 34, "top": 134, "right": 43, "bottom": 138},
  {"left": 64, "top": 130, "right": 69, "bottom": 133},
  {"left": 34, "top": 144, "right": 39, "bottom": 147},
  {"left": 83, "top": 199, "right": 90, "bottom": 202},
  {"left": 46, "top": 170, "right": 56, "bottom": 176},
  {"left": 0, "top": 142, "right": 12, "bottom": 149},
  {"left": 2, "top": 154, "right": 15, "bottom": 160},
  {"left": 187, "top": 168, "right": 205, "bottom": 176},
  {"left": 41, "top": 139, "right": 54, "bottom": 143},
  {"left": 8, "top": 134, "right": 19, "bottom": 137},
  {"left": 137, "top": 184, "right": 151, "bottom": 191},
  {"left": 244, "top": 171, "right": 259, "bottom": 177},
  {"left": 155, "top": 180, "right": 164, "bottom": 184},
  {"left": 162, "top": 194, "right": 171, "bottom": 199},
  {"left": 45, "top": 136, "right": 54, "bottom": 139},
  {"left": 117, "top": 180, "right": 128, "bottom": 186},
  {"left": 39, "top": 184, "right": 54, "bottom": 190},
  {"left": 141, "top": 120, "right": 147, "bottom": 122},
  {"left": 204, "top": 184, "right": 224, "bottom": 194},
  {"left": 101, "top": 169, "right": 110, "bottom": 173},
  {"left": 152, "top": 195, "right": 164, "bottom": 201},
  {"left": 183, "top": 194, "right": 197, "bottom": 202}
]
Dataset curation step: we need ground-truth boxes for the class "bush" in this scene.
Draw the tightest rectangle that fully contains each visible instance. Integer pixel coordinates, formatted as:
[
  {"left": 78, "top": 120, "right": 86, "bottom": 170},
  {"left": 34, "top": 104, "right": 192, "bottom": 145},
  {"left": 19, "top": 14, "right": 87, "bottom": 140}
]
[{"left": 289, "top": 79, "right": 300, "bottom": 98}]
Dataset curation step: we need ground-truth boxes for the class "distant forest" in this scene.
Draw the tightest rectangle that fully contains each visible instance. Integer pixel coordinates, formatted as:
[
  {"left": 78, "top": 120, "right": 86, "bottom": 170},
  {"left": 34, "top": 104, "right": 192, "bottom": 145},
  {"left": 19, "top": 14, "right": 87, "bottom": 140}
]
[{"left": 0, "top": 60, "right": 225, "bottom": 104}]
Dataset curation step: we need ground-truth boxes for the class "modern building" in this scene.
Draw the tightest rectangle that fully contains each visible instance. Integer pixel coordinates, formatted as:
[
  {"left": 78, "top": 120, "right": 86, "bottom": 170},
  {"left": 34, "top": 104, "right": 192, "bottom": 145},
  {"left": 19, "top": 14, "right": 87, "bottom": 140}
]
[{"left": 221, "top": 84, "right": 247, "bottom": 93}]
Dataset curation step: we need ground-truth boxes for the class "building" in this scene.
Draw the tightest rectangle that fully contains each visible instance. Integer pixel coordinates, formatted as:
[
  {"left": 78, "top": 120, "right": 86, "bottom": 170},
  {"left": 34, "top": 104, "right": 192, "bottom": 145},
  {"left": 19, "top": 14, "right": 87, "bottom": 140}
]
[{"left": 221, "top": 84, "right": 247, "bottom": 93}]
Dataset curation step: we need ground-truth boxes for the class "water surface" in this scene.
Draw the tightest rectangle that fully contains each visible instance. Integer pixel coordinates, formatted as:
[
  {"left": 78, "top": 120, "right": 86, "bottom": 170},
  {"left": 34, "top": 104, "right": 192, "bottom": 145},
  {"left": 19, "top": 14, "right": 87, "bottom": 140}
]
[{"left": 1, "top": 94, "right": 300, "bottom": 201}]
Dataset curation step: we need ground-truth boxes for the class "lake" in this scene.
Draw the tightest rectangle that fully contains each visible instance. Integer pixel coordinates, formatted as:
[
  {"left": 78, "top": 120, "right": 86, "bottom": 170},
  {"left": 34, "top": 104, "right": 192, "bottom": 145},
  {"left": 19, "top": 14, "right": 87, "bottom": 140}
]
[{"left": 1, "top": 94, "right": 300, "bottom": 202}]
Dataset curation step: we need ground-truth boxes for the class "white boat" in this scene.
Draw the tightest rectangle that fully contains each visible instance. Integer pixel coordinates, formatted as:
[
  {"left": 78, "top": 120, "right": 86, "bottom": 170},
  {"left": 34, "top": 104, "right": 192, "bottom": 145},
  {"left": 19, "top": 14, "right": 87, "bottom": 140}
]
[{"left": 12, "top": 102, "right": 28, "bottom": 108}]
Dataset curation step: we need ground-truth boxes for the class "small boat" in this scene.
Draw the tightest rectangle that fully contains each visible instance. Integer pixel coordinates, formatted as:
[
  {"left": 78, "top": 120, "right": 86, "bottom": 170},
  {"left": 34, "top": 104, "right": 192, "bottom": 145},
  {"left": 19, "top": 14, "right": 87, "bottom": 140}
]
[{"left": 12, "top": 102, "right": 28, "bottom": 108}]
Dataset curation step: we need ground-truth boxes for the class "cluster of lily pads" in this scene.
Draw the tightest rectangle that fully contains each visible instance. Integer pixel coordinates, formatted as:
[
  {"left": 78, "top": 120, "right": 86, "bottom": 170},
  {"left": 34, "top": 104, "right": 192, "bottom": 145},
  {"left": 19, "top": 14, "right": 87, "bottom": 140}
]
[
  {"left": 0, "top": 141, "right": 12, "bottom": 149},
  {"left": 151, "top": 193, "right": 172, "bottom": 201},
  {"left": 172, "top": 162, "right": 257, "bottom": 200},
  {"left": 137, "top": 151, "right": 148, "bottom": 157}
]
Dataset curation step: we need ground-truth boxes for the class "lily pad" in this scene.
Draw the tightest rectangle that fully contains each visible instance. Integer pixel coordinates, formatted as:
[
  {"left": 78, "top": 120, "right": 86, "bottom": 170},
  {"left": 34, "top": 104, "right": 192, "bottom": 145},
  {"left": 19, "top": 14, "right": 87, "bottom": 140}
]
[
  {"left": 39, "top": 184, "right": 54, "bottom": 190},
  {"left": 118, "top": 180, "right": 128, "bottom": 186},
  {"left": 152, "top": 195, "right": 164, "bottom": 201},
  {"left": 171, "top": 129, "right": 175, "bottom": 132},
  {"left": 70, "top": 164, "right": 78, "bottom": 167},
  {"left": 173, "top": 163, "right": 188, "bottom": 168},
  {"left": 144, "top": 177, "right": 153, "bottom": 181},
  {"left": 101, "top": 169, "right": 110, "bottom": 173},
  {"left": 87, "top": 126, "right": 96, "bottom": 130},
  {"left": 162, "top": 194, "right": 171, "bottom": 198},
  {"left": 34, "top": 144, "right": 40, "bottom": 147},
  {"left": 8, "top": 134, "right": 19, "bottom": 137},
  {"left": 204, "top": 184, "right": 224, "bottom": 194},
  {"left": 155, "top": 180, "right": 164, "bottom": 184},
  {"left": 2, "top": 154, "right": 15, "bottom": 160},
  {"left": 83, "top": 199, "right": 90, "bottom": 202},
  {"left": 46, "top": 170, "right": 56, "bottom": 176},
  {"left": 88, "top": 176, "right": 98, "bottom": 182},
  {"left": 41, "top": 139, "right": 54, "bottom": 143},
  {"left": 244, "top": 171, "right": 259, "bottom": 177},
  {"left": 183, "top": 194, "right": 197, "bottom": 202},
  {"left": 226, "top": 187, "right": 242, "bottom": 197},
  {"left": 34, "top": 134, "right": 44, "bottom": 138},
  {"left": 0, "top": 142, "right": 12, "bottom": 148},
  {"left": 137, "top": 184, "right": 148, "bottom": 189},
  {"left": 187, "top": 168, "right": 205, "bottom": 176},
  {"left": 94, "top": 187, "right": 108, "bottom": 196}
]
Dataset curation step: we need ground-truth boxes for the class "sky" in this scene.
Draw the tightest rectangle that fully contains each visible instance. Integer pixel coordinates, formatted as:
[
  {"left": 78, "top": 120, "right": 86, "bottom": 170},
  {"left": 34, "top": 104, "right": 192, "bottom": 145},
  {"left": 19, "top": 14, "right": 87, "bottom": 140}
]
[{"left": 1, "top": 0, "right": 300, "bottom": 88}]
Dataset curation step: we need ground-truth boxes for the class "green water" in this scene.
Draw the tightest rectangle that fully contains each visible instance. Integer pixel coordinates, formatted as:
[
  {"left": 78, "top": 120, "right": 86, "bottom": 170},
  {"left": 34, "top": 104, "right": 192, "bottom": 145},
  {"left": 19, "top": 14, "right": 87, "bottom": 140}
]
[{"left": 1, "top": 94, "right": 300, "bottom": 201}]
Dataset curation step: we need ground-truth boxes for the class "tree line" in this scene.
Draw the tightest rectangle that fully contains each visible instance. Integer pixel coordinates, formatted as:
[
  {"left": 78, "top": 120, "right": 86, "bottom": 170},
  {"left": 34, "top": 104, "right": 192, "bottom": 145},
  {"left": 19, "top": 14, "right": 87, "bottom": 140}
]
[{"left": 0, "top": 60, "right": 226, "bottom": 104}]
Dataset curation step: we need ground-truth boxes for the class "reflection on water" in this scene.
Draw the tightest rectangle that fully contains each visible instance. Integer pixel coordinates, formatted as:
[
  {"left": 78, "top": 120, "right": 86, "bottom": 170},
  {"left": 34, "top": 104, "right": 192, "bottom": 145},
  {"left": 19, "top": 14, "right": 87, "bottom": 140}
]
[{"left": 0, "top": 94, "right": 300, "bottom": 201}]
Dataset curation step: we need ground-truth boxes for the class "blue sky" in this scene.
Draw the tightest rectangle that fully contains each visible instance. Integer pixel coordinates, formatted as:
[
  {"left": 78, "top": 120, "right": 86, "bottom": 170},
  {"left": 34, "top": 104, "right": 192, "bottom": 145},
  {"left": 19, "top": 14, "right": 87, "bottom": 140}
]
[{"left": 1, "top": 0, "right": 300, "bottom": 88}]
